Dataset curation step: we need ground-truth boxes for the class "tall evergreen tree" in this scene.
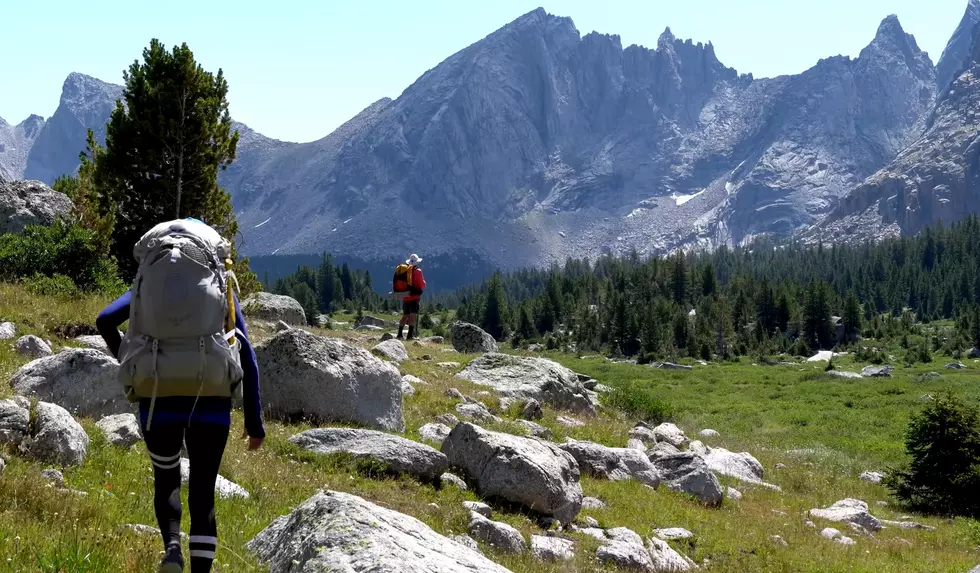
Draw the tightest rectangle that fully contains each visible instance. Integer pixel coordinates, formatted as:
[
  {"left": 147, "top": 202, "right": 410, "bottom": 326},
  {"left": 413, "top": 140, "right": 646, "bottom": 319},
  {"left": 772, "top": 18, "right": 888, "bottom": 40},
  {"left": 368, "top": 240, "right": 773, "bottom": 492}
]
[
  {"left": 96, "top": 39, "right": 256, "bottom": 292},
  {"left": 484, "top": 273, "right": 507, "bottom": 340}
]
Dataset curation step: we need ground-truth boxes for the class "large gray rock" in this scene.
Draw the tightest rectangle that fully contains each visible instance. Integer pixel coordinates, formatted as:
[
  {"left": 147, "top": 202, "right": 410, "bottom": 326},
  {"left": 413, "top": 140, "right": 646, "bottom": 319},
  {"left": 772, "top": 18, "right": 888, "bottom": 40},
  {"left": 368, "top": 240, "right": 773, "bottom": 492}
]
[
  {"left": 73, "top": 335, "right": 111, "bottom": 355},
  {"left": 0, "top": 179, "right": 73, "bottom": 234},
  {"left": 457, "top": 353, "right": 598, "bottom": 416},
  {"left": 0, "top": 396, "right": 30, "bottom": 446},
  {"left": 242, "top": 292, "right": 307, "bottom": 326},
  {"left": 450, "top": 322, "right": 498, "bottom": 354},
  {"left": 652, "top": 452, "right": 724, "bottom": 506},
  {"left": 653, "top": 423, "right": 689, "bottom": 448},
  {"left": 254, "top": 329, "right": 405, "bottom": 432},
  {"left": 596, "top": 541, "right": 653, "bottom": 571},
  {"left": 27, "top": 402, "right": 89, "bottom": 467},
  {"left": 809, "top": 499, "right": 883, "bottom": 532},
  {"left": 9, "top": 348, "right": 127, "bottom": 418},
  {"left": 95, "top": 413, "right": 142, "bottom": 448},
  {"left": 247, "top": 490, "right": 514, "bottom": 572},
  {"left": 357, "top": 315, "right": 397, "bottom": 329},
  {"left": 14, "top": 335, "right": 52, "bottom": 359},
  {"left": 647, "top": 537, "right": 696, "bottom": 571},
  {"left": 289, "top": 427, "right": 448, "bottom": 482},
  {"left": 373, "top": 339, "right": 409, "bottom": 363},
  {"left": 468, "top": 512, "right": 526, "bottom": 554},
  {"left": 419, "top": 423, "right": 452, "bottom": 444},
  {"left": 441, "top": 422, "right": 583, "bottom": 524}
]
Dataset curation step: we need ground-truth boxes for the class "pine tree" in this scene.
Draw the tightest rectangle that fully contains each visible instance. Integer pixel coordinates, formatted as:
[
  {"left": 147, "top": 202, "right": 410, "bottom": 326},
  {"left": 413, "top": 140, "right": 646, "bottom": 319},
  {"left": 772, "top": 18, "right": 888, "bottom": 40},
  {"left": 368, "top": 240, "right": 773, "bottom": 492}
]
[
  {"left": 701, "top": 263, "right": 716, "bottom": 297},
  {"left": 842, "top": 292, "right": 863, "bottom": 340},
  {"left": 96, "top": 39, "right": 255, "bottom": 292},
  {"left": 671, "top": 252, "right": 688, "bottom": 305},
  {"left": 484, "top": 272, "right": 507, "bottom": 340},
  {"left": 340, "top": 263, "right": 353, "bottom": 300}
]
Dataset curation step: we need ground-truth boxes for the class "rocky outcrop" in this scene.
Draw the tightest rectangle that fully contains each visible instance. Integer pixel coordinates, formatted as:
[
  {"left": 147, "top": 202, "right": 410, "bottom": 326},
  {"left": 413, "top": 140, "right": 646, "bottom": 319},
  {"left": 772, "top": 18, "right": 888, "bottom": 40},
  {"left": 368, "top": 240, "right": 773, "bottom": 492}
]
[
  {"left": 0, "top": 397, "right": 30, "bottom": 446},
  {"left": 450, "top": 322, "right": 498, "bottom": 354},
  {"left": 9, "top": 348, "right": 127, "bottom": 418},
  {"left": 247, "top": 490, "right": 514, "bottom": 572},
  {"left": 0, "top": 115, "right": 45, "bottom": 181},
  {"left": 242, "top": 292, "right": 307, "bottom": 326},
  {"left": 688, "top": 441, "right": 780, "bottom": 490},
  {"left": 441, "top": 422, "right": 583, "bottom": 523},
  {"left": 0, "top": 179, "right": 73, "bottom": 235},
  {"left": 254, "top": 329, "right": 405, "bottom": 432},
  {"left": 559, "top": 439, "right": 661, "bottom": 487},
  {"left": 937, "top": 0, "right": 980, "bottom": 92},
  {"left": 457, "top": 353, "right": 597, "bottom": 415},
  {"left": 289, "top": 427, "right": 448, "bottom": 481},
  {"left": 468, "top": 512, "right": 526, "bottom": 554}
]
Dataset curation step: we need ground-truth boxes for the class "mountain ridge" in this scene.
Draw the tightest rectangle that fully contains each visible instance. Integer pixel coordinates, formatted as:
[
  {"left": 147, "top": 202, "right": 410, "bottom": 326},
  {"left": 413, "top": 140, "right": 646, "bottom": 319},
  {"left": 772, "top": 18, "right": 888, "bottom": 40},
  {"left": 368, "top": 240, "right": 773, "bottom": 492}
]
[{"left": 0, "top": 5, "right": 976, "bottom": 271}]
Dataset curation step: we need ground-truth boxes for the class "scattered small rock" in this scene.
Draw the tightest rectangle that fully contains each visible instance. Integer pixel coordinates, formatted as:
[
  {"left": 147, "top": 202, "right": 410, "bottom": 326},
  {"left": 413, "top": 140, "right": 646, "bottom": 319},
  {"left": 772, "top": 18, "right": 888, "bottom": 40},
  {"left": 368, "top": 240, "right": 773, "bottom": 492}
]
[
  {"left": 28, "top": 402, "right": 89, "bottom": 467},
  {"left": 401, "top": 377, "right": 417, "bottom": 396},
  {"left": 445, "top": 388, "right": 465, "bottom": 400},
  {"left": 180, "top": 458, "right": 248, "bottom": 499},
  {"left": 654, "top": 528, "right": 693, "bottom": 540},
  {"left": 861, "top": 365, "right": 894, "bottom": 378},
  {"left": 531, "top": 535, "right": 575, "bottom": 562},
  {"left": 556, "top": 416, "right": 584, "bottom": 428},
  {"left": 652, "top": 452, "right": 724, "bottom": 506},
  {"left": 810, "top": 499, "right": 882, "bottom": 532},
  {"left": 946, "top": 362, "right": 966, "bottom": 369},
  {"left": 464, "top": 501, "right": 493, "bottom": 518},
  {"left": 521, "top": 399, "right": 543, "bottom": 421},
  {"left": 274, "top": 320, "right": 291, "bottom": 332},
  {"left": 859, "top": 471, "right": 885, "bottom": 484},
  {"left": 820, "top": 527, "right": 856, "bottom": 545},
  {"left": 698, "top": 429, "right": 720, "bottom": 439},
  {"left": 420, "top": 423, "right": 452, "bottom": 444},
  {"left": 879, "top": 519, "right": 936, "bottom": 531},
  {"left": 653, "top": 423, "right": 689, "bottom": 448},
  {"left": 585, "top": 516, "right": 600, "bottom": 528},
  {"left": 581, "top": 496, "right": 607, "bottom": 509},
  {"left": 468, "top": 512, "right": 526, "bottom": 554},
  {"left": 727, "top": 487, "right": 743, "bottom": 501},
  {"left": 436, "top": 414, "right": 460, "bottom": 427},
  {"left": 516, "top": 419, "right": 553, "bottom": 439},
  {"left": 14, "top": 335, "right": 52, "bottom": 358},
  {"left": 441, "top": 472, "right": 468, "bottom": 491},
  {"left": 381, "top": 332, "right": 394, "bottom": 342},
  {"left": 0, "top": 322, "right": 16, "bottom": 340},
  {"left": 95, "top": 413, "right": 142, "bottom": 448},
  {"left": 373, "top": 339, "right": 409, "bottom": 363},
  {"left": 770, "top": 535, "right": 789, "bottom": 547},
  {"left": 626, "top": 438, "right": 647, "bottom": 451},
  {"left": 456, "top": 402, "right": 502, "bottom": 423},
  {"left": 596, "top": 541, "right": 652, "bottom": 571},
  {"left": 775, "top": 463, "right": 787, "bottom": 470},
  {"left": 290, "top": 427, "right": 449, "bottom": 482}
]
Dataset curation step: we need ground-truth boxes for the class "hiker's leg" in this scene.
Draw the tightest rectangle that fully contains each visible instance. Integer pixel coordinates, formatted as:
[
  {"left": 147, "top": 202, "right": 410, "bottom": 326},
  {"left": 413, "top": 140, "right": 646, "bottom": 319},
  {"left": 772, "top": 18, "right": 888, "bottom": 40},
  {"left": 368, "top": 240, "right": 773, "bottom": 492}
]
[
  {"left": 185, "top": 423, "right": 230, "bottom": 572},
  {"left": 398, "top": 302, "right": 409, "bottom": 338},
  {"left": 142, "top": 423, "right": 186, "bottom": 550}
]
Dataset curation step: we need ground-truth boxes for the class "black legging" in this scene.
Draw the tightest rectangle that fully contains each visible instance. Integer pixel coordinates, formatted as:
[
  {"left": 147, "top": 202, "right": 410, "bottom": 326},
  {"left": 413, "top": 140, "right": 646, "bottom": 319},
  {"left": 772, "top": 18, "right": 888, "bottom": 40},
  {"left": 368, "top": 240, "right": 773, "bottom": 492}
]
[{"left": 143, "top": 423, "right": 230, "bottom": 572}]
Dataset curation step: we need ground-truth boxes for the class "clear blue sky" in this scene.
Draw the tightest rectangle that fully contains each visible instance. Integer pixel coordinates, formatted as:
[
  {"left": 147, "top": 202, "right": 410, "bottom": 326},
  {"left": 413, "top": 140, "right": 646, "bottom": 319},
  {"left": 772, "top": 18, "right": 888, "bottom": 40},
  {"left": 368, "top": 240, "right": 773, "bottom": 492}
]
[{"left": 0, "top": 0, "right": 970, "bottom": 143}]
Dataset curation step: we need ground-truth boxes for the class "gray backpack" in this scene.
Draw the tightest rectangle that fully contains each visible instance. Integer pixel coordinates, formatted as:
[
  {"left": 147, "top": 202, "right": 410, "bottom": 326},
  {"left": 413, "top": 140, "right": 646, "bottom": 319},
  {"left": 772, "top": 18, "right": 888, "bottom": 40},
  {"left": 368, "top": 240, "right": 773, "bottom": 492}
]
[{"left": 117, "top": 219, "right": 244, "bottom": 428}]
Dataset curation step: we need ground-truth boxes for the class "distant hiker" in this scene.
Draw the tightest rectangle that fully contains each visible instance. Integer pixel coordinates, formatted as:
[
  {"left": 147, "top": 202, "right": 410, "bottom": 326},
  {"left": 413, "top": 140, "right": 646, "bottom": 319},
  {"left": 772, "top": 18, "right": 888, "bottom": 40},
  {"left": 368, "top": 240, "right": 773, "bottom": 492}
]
[
  {"left": 392, "top": 253, "right": 427, "bottom": 340},
  {"left": 96, "top": 218, "right": 265, "bottom": 573}
]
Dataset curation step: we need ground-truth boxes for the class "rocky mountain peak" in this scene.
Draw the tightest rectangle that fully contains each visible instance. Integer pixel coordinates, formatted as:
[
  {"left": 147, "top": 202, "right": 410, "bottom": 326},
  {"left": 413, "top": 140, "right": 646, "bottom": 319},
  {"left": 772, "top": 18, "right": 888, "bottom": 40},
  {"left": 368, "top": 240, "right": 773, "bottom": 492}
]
[
  {"left": 861, "top": 15, "right": 933, "bottom": 76},
  {"left": 18, "top": 115, "right": 45, "bottom": 139},
  {"left": 938, "top": 0, "right": 980, "bottom": 91},
  {"left": 658, "top": 27, "right": 676, "bottom": 49}
]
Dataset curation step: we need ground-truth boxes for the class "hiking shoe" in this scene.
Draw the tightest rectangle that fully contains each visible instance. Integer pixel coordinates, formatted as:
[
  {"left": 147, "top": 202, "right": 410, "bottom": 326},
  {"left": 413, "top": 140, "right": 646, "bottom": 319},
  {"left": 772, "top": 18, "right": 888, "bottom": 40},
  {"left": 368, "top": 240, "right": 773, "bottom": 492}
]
[{"left": 158, "top": 545, "right": 184, "bottom": 573}]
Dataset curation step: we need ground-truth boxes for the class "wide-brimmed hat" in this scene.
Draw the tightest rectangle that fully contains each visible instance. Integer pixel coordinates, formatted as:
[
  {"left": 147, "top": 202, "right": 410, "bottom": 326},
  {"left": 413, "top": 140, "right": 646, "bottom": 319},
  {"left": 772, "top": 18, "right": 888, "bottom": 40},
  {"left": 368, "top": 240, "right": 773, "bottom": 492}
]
[{"left": 406, "top": 253, "right": 423, "bottom": 265}]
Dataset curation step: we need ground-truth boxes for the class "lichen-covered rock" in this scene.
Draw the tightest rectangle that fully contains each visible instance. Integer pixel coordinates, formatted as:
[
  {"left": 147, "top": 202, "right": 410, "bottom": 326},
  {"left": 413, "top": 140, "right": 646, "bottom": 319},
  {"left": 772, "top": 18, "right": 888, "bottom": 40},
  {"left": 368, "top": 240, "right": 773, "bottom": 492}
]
[
  {"left": 688, "top": 440, "right": 781, "bottom": 491},
  {"left": 457, "top": 353, "right": 597, "bottom": 416},
  {"left": 254, "top": 329, "right": 404, "bottom": 432},
  {"left": 652, "top": 452, "right": 724, "bottom": 506},
  {"left": 810, "top": 499, "right": 883, "bottom": 532},
  {"left": 450, "top": 322, "right": 498, "bottom": 354},
  {"left": 242, "top": 292, "right": 307, "bottom": 326},
  {"left": 247, "top": 490, "right": 512, "bottom": 572},
  {"left": 468, "top": 512, "right": 526, "bottom": 554},
  {"left": 419, "top": 423, "right": 452, "bottom": 444},
  {"left": 531, "top": 535, "right": 575, "bottom": 562},
  {"left": 441, "top": 422, "right": 583, "bottom": 524},
  {"left": 290, "top": 427, "right": 448, "bottom": 481},
  {"left": 0, "top": 322, "right": 15, "bottom": 341}
]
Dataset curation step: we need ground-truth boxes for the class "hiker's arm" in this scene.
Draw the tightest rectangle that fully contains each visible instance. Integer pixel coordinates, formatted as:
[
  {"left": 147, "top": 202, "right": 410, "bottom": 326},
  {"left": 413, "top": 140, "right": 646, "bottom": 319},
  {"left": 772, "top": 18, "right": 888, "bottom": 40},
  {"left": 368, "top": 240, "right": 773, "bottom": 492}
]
[
  {"left": 96, "top": 290, "right": 132, "bottom": 359},
  {"left": 234, "top": 293, "right": 265, "bottom": 439},
  {"left": 413, "top": 269, "right": 427, "bottom": 294}
]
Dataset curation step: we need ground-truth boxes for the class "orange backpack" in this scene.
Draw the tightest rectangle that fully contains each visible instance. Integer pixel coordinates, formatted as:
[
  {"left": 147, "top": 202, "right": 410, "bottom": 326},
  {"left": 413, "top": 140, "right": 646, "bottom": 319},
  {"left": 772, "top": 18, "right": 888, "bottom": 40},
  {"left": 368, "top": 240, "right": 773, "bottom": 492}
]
[{"left": 392, "top": 264, "right": 414, "bottom": 293}]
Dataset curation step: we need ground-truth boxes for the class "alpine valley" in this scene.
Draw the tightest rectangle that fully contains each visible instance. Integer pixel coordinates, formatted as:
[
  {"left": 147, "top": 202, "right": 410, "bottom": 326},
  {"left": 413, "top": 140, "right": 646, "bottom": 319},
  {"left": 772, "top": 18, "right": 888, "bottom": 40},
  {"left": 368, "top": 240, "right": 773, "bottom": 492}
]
[{"left": 4, "top": 2, "right": 980, "bottom": 282}]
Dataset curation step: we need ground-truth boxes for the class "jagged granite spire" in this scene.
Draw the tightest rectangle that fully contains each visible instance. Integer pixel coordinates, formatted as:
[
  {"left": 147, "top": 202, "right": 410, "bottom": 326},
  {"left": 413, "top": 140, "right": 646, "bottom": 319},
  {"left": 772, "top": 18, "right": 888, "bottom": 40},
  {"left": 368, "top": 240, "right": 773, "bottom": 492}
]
[{"left": 937, "top": 0, "right": 980, "bottom": 92}]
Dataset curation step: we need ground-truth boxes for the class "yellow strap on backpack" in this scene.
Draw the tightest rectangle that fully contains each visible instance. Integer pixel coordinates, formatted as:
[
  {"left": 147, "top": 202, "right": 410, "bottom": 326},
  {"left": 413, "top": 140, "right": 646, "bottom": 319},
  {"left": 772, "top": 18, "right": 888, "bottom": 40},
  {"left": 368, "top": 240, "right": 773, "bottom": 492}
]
[{"left": 224, "top": 258, "right": 238, "bottom": 345}]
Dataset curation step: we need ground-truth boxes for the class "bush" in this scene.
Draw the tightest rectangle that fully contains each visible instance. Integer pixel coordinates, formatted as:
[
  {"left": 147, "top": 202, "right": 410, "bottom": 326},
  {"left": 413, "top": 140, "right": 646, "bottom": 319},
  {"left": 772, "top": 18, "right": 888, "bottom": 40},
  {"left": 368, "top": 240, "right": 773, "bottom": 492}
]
[
  {"left": 603, "top": 382, "right": 674, "bottom": 424},
  {"left": 23, "top": 274, "right": 79, "bottom": 298},
  {"left": 0, "top": 221, "right": 124, "bottom": 294},
  {"left": 884, "top": 393, "right": 980, "bottom": 517}
]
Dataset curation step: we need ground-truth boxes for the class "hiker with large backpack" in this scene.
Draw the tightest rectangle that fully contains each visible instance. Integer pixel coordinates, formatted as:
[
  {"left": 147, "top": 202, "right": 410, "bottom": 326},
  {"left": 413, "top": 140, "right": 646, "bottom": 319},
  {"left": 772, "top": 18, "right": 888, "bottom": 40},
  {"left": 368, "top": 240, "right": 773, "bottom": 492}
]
[
  {"left": 96, "top": 218, "right": 265, "bottom": 573},
  {"left": 392, "top": 253, "right": 427, "bottom": 340}
]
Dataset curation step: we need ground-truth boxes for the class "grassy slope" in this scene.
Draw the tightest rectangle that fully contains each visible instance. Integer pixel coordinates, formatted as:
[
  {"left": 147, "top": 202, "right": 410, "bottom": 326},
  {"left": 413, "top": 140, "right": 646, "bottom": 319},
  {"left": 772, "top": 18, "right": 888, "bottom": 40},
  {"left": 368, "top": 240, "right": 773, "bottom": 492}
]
[{"left": 1, "top": 283, "right": 979, "bottom": 572}]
